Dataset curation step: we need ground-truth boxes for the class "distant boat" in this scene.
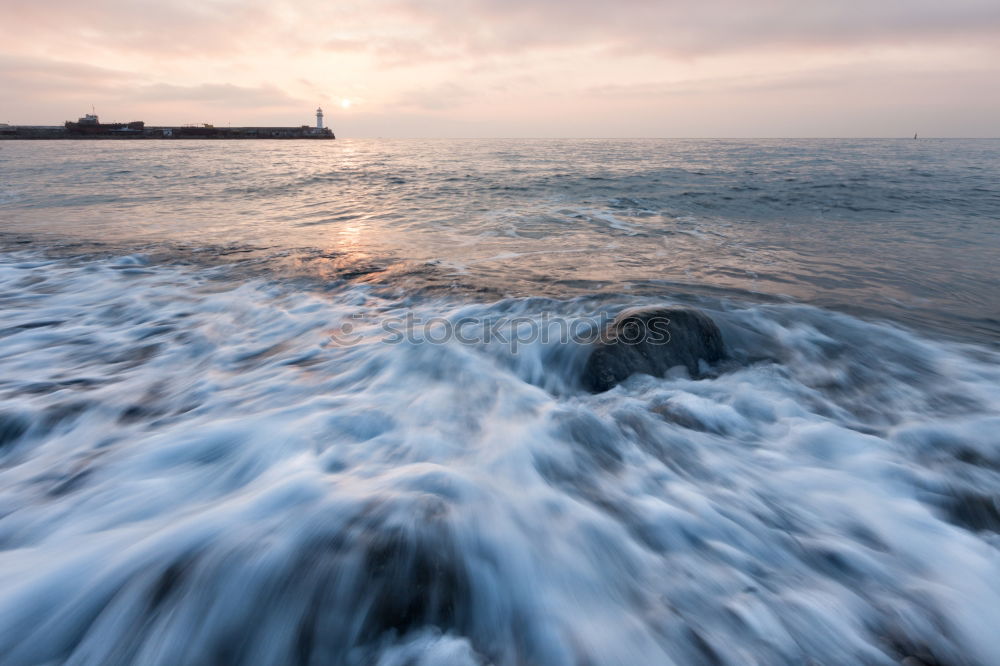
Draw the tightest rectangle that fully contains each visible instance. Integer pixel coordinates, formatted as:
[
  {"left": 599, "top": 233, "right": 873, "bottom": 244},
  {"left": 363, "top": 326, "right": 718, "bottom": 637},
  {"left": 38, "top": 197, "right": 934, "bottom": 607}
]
[
  {"left": 65, "top": 113, "right": 144, "bottom": 133},
  {"left": 914, "top": 133, "right": 918, "bottom": 140}
]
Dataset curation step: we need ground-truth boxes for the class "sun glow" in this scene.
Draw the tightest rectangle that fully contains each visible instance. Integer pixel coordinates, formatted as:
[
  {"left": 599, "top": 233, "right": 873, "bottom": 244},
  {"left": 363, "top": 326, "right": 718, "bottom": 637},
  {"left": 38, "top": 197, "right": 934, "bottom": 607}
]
[{"left": 341, "top": 99, "right": 352, "bottom": 110}]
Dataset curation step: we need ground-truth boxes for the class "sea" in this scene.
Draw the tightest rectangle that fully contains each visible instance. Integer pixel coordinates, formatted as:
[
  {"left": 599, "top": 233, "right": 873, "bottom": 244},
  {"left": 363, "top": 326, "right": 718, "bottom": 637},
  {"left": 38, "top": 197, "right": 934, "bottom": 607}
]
[{"left": 0, "top": 138, "right": 999, "bottom": 665}]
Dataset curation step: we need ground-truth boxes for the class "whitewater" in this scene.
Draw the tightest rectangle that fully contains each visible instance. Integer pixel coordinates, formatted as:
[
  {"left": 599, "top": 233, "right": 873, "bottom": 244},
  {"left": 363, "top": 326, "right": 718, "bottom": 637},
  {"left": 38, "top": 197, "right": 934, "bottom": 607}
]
[{"left": 1, "top": 139, "right": 999, "bottom": 665}]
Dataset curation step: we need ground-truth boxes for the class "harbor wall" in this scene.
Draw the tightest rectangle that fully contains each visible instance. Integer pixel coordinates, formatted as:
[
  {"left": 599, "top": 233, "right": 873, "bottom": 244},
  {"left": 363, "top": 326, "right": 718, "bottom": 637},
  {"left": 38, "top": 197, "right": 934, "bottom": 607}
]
[{"left": 0, "top": 126, "right": 335, "bottom": 140}]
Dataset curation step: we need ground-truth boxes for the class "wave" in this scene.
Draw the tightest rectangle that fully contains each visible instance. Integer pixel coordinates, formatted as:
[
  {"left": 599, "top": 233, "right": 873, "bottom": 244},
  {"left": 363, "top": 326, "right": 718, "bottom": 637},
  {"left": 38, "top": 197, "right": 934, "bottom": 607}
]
[{"left": 1, "top": 251, "right": 999, "bottom": 665}]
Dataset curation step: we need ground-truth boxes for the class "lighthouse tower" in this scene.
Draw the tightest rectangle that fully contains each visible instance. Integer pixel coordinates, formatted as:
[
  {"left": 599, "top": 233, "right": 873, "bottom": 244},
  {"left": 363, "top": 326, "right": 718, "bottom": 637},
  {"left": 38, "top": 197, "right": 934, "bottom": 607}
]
[{"left": 316, "top": 107, "right": 324, "bottom": 130}]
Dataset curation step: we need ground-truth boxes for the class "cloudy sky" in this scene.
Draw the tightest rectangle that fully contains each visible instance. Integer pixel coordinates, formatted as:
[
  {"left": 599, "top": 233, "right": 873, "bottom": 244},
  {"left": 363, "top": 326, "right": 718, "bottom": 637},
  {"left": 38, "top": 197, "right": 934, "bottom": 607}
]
[{"left": 1, "top": 0, "right": 998, "bottom": 136}]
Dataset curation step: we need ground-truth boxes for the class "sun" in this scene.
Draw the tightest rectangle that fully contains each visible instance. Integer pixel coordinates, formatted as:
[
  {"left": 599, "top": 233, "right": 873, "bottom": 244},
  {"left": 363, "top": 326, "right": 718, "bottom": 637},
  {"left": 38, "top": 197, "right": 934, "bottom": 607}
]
[{"left": 340, "top": 99, "right": 352, "bottom": 109}]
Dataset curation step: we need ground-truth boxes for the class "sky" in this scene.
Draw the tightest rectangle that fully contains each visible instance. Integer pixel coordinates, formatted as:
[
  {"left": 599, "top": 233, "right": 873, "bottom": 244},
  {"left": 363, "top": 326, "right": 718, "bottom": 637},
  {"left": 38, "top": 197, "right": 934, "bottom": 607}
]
[{"left": 1, "top": 0, "right": 998, "bottom": 137}]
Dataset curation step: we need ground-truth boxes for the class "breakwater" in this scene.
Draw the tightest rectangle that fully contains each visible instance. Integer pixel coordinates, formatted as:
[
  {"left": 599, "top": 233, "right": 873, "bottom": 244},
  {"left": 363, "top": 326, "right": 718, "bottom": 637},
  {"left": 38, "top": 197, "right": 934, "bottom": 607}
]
[{"left": 0, "top": 125, "right": 334, "bottom": 140}]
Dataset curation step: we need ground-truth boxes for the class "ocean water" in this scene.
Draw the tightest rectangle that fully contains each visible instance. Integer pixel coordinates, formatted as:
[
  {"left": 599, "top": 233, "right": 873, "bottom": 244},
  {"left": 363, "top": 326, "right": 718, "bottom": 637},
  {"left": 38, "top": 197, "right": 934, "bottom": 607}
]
[{"left": 1, "top": 139, "right": 999, "bottom": 665}]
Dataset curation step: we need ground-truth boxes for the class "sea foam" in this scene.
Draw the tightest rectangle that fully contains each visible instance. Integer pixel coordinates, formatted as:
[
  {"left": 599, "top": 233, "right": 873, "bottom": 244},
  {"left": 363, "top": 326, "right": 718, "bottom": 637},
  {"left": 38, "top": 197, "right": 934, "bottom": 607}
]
[{"left": 1, "top": 252, "right": 999, "bottom": 664}]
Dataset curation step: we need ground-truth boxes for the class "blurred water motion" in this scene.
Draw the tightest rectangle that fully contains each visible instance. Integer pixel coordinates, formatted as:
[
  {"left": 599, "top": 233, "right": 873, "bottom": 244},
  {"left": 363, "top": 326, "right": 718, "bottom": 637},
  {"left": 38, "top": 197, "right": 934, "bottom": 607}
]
[{"left": 0, "top": 139, "right": 999, "bottom": 664}]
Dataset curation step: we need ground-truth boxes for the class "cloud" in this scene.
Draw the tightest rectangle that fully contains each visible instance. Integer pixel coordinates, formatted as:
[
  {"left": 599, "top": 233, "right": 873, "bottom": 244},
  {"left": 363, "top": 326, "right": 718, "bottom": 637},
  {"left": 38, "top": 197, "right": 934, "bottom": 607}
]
[
  {"left": 0, "top": 0, "right": 284, "bottom": 57},
  {"left": 0, "top": 55, "right": 138, "bottom": 94},
  {"left": 0, "top": 55, "right": 306, "bottom": 124},
  {"left": 0, "top": 0, "right": 997, "bottom": 134},
  {"left": 390, "top": 0, "right": 1000, "bottom": 58},
  {"left": 325, "top": 37, "right": 370, "bottom": 53},
  {"left": 134, "top": 83, "right": 301, "bottom": 107},
  {"left": 395, "top": 82, "right": 474, "bottom": 111},
  {"left": 0, "top": 55, "right": 300, "bottom": 105},
  {"left": 8, "top": 0, "right": 998, "bottom": 67}
]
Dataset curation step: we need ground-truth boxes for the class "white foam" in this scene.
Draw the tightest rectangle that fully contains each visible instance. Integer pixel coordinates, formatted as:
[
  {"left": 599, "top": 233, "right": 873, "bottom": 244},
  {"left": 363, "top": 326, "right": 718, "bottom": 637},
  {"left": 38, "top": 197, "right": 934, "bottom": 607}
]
[{"left": 1, "top": 252, "right": 999, "bottom": 664}]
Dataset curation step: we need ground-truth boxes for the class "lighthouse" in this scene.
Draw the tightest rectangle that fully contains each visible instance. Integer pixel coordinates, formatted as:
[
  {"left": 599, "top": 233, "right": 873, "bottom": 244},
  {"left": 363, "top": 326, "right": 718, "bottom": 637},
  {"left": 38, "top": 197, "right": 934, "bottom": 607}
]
[{"left": 315, "top": 107, "right": 324, "bottom": 130}]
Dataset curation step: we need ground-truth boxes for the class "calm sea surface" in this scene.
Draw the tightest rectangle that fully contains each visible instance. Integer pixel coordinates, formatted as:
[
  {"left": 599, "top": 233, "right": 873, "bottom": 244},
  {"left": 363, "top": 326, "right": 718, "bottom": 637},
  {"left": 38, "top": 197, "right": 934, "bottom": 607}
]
[{"left": 1, "top": 139, "right": 999, "bottom": 665}]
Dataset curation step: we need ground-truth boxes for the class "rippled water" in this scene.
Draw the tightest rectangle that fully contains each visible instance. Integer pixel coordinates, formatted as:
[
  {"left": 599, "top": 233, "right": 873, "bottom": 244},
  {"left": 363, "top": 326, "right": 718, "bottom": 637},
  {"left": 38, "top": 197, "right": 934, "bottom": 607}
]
[
  {"left": 3, "top": 139, "right": 999, "bottom": 337},
  {"left": 1, "top": 140, "right": 999, "bottom": 665}
]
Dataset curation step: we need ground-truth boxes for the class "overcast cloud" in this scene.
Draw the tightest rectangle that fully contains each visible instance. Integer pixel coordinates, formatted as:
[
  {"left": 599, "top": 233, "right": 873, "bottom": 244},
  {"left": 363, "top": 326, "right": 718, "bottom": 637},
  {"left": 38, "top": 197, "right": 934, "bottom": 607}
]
[{"left": 0, "top": 0, "right": 997, "bottom": 135}]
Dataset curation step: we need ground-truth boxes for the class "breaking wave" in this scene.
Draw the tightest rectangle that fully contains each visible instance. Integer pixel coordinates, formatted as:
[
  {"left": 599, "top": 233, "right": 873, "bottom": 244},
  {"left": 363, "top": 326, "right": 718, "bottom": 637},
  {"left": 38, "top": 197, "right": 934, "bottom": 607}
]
[{"left": 2, "top": 252, "right": 999, "bottom": 665}]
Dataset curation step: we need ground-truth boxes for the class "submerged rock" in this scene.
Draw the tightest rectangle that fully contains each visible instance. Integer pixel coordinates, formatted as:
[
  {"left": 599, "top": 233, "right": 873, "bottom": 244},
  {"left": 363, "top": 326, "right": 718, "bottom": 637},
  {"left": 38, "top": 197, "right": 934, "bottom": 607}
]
[{"left": 582, "top": 307, "right": 725, "bottom": 392}]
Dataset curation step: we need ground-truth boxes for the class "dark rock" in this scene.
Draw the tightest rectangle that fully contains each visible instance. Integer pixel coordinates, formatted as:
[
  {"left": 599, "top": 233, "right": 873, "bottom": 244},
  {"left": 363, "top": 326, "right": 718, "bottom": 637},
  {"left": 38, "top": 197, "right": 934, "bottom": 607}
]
[{"left": 582, "top": 307, "right": 725, "bottom": 392}]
